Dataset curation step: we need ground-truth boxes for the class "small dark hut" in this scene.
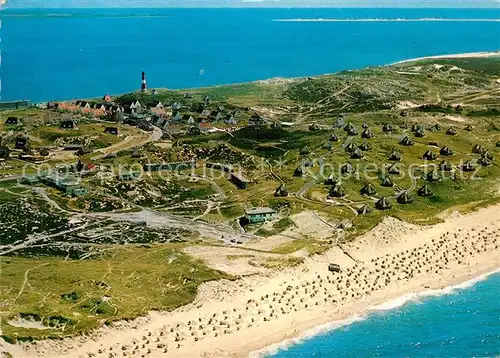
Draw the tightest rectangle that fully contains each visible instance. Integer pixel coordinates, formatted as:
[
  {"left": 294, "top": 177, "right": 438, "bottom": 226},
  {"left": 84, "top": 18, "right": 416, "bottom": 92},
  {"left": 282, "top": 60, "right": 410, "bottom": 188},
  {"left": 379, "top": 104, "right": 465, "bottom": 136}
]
[
  {"left": 479, "top": 157, "right": 491, "bottom": 167},
  {"left": 472, "top": 144, "right": 485, "bottom": 155},
  {"left": 329, "top": 184, "right": 346, "bottom": 198},
  {"left": 359, "top": 141, "right": 371, "bottom": 151},
  {"left": 294, "top": 166, "right": 306, "bottom": 177},
  {"left": 329, "top": 133, "right": 339, "bottom": 142},
  {"left": 418, "top": 184, "right": 434, "bottom": 197},
  {"left": 357, "top": 204, "right": 373, "bottom": 215},
  {"left": 439, "top": 161, "right": 453, "bottom": 172},
  {"left": 60, "top": 120, "right": 77, "bottom": 130},
  {"left": 5, "top": 117, "right": 19, "bottom": 125},
  {"left": 361, "top": 183, "right": 377, "bottom": 196},
  {"left": 375, "top": 197, "right": 392, "bottom": 210},
  {"left": 381, "top": 176, "right": 394, "bottom": 187},
  {"left": 427, "top": 170, "right": 441, "bottom": 182},
  {"left": 389, "top": 150, "right": 402, "bottom": 161},
  {"left": 388, "top": 163, "right": 400, "bottom": 175},
  {"left": 324, "top": 175, "right": 337, "bottom": 186},
  {"left": 397, "top": 191, "right": 413, "bottom": 204},
  {"left": 461, "top": 160, "right": 476, "bottom": 172},
  {"left": 400, "top": 136, "right": 414, "bottom": 147},
  {"left": 422, "top": 150, "right": 437, "bottom": 160},
  {"left": 382, "top": 124, "right": 394, "bottom": 132},
  {"left": 341, "top": 163, "right": 355, "bottom": 175},
  {"left": 351, "top": 148, "right": 364, "bottom": 159},
  {"left": 362, "top": 129, "right": 375, "bottom": 139},
  {"left": 415, "top": 129, "right": 426, "bottom": 138},
  {"left": 446, "top": 127, "right": 457, "bottom": 136},
  {"left": 275, "top": 184, "right": 288, "bottom": 197},
  {"left": 440, "top": 146, "right": 454, "bottom": 156},
  {"left": 322, "top": 141, "right": 333, "bottom": 150},
  {"left": 104, "top": 127, "right": 118, "bottom": 135}
]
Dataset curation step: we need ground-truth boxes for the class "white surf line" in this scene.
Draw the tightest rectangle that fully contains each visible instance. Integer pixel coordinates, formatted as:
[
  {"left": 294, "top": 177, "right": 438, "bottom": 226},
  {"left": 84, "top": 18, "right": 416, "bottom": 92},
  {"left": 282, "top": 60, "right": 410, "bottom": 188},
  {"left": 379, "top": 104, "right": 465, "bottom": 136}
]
[
  {"left": 251, "top": 268, "right": 500, "bottom": 358},
  {"left": 273, "top": 18, "right": 500, "bottom": 22},
  {"left": 391, "top": 51, "right": 500, "bottom": 65}
]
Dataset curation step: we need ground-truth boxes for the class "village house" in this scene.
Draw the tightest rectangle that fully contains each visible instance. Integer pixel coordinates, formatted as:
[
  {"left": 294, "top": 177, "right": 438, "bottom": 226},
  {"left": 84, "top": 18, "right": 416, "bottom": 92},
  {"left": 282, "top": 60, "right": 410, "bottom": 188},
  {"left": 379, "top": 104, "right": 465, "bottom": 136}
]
[
  {"left": 249, "top": 114, "right": 267, "bottom": 126},
  {"left": 122, "top": 100, "right": 143, "bottom": 115},
  {"left": 15, "top": 137, "right": 29, "bottom": 150},
  {"left": 230, "top": 172, "right": 250, "bottom": 189},
  {"left": 211, "top": 111, "right": 223, "bottom": 121},
  {"left": 149, "top": 101, "right": 168, "bottom": 117},
  {"left": 244, "top": 207, "right": 276, "bottom": 223},
  {"left": 5, "top": 117, "right": 19, "bottom": 125},
  {"left": 60, "top": 120, "right": 77, "bottom": 130},
  {"left": 104, "top": 127, "right": 119, "bottom": 135},
  {"left": 183, "top": 114, "right": 195, "bottom": 124},
  {"left": 47, "top": 101, "right": 59, "bottom": 110},
  {"left": 172, "top": 112, "right": 183, "bottom": 122},
  {"left": 224, "top": 114, "right": 237, "bottom": 125},
  {"left": 0, "top": 146, "right": 10, "bottom": 159},
  {"left": 201, "top": 108, "right": 212, "bottom": 117},
  {"left": 171, "top": 101, "right": 183, "bottom": 111},
  {"left": 199, "top": 120, "right": 213, "bottom": 133}
]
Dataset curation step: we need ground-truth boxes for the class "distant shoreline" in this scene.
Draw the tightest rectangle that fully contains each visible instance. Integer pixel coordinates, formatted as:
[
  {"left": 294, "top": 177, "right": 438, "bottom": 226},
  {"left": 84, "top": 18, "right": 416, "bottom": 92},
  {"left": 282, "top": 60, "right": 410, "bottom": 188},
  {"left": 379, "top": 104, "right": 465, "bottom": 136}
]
[
  {"left": 391, "top": 50, "right": 500, "bottom": 65},
  {"left": 273, "top": 18, "right": 500, "bottom": 22}
]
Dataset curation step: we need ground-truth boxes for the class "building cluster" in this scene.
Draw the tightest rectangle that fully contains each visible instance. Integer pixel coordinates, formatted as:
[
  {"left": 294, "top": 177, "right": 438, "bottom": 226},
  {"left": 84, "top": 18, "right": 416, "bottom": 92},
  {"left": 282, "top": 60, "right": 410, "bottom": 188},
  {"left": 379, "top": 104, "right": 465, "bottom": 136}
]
[
  {"left": 19, "top": 171, "right": 88, "bottom": 197},
  {"left": 48, "top": 94, "right": 245, "bottom": 135}
]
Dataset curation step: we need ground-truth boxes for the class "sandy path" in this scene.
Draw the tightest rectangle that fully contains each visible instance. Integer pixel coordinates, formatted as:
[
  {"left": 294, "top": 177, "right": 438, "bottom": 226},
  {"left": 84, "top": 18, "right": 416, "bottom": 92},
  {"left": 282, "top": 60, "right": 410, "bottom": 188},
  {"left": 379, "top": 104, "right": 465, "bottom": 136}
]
[{"left": 10, "top": 204, "right": 500, "bottom": 358}]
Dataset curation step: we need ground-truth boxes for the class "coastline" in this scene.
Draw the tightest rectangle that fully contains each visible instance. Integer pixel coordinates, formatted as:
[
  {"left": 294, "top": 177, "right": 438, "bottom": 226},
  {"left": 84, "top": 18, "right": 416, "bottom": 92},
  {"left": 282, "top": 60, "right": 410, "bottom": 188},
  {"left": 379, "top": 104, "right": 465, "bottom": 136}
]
[
  {"left": 390, "top": 50, "right": 500, "bottom": 65},
  {"left": 15, "top": 203, "right": 500, "bottom": 358},
  {"left": 4, "top": 50, "right": 499, "bottom": 105},
  {"left": 251, "top": 267, "right": 500, "bottom": 358}
]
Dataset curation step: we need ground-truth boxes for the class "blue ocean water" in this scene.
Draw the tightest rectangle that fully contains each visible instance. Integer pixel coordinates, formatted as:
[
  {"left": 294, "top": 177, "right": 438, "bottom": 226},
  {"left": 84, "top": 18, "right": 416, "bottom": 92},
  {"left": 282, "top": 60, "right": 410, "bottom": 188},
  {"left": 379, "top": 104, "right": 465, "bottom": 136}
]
[
  {"left": 0, "top": 8, "right": 499, "bottom": 102},
  {"left": 267, "top": 273, "right": 500, "bottom": 358}
]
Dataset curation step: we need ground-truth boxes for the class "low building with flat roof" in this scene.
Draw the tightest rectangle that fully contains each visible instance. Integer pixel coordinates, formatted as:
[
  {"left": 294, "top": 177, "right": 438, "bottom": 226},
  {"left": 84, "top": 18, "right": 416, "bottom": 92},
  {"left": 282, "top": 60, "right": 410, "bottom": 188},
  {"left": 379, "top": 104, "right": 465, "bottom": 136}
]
[{"left": 244, "top": 207, "right": 276, "bottom": 223}]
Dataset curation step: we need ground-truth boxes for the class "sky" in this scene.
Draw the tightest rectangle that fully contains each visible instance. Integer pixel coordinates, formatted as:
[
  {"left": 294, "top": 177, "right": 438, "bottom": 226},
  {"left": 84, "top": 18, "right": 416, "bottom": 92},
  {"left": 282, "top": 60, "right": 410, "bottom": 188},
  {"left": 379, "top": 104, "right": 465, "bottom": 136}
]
[{"left": 5, "top": 0, "right": 500, "bottom": 8}]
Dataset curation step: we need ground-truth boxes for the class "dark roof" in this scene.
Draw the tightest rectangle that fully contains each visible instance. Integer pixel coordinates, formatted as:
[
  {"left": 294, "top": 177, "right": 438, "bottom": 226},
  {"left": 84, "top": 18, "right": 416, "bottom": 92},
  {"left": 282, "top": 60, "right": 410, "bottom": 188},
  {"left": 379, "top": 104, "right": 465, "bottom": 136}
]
[{"left": 245, "top": 207, "right": 275, "bottom": 215}]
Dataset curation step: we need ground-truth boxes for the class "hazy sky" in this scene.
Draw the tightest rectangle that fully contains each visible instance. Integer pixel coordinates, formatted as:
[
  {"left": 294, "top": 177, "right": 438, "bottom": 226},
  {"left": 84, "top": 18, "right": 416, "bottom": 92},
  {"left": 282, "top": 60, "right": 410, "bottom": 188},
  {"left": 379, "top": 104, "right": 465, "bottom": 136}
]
[{"left": 6, "top": 0, "right": 500, "bottom": 8}]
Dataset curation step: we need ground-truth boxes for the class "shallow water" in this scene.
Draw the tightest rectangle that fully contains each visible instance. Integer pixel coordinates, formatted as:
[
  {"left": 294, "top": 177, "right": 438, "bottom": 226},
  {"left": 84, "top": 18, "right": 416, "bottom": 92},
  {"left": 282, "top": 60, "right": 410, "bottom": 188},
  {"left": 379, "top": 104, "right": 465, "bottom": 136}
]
[{"left": 267, "top": 272, "right": 500, "bottom": 357}]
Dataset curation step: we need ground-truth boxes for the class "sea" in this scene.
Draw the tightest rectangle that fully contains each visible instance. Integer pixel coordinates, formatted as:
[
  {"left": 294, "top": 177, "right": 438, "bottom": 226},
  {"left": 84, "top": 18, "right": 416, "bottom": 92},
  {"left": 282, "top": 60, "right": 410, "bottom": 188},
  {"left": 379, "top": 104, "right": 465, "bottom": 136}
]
[
  {"left": 262, "top": 272, "right": 500, "bottom": 358},
  {"left": 0, "top": 8, "right": 499, "bottom": 102}
]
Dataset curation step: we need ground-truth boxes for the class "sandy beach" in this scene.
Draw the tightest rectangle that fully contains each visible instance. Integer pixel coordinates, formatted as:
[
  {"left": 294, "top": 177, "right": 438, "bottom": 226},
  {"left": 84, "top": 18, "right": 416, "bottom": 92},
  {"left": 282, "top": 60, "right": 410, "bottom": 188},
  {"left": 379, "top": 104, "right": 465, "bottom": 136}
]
[
  {"left": 391, "top": 50, "right": 500, "bottom": 65},
  {"left": 9, "top": 204, "right": 500, "bottom": 358}
]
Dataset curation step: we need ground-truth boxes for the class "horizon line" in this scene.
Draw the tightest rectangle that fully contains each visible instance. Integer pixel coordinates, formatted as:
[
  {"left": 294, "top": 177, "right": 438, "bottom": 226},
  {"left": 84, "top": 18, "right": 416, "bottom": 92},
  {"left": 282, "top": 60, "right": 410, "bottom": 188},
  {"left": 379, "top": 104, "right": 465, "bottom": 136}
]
[{"left": 3, "top": 6, "right": 500, "bottom": 9}]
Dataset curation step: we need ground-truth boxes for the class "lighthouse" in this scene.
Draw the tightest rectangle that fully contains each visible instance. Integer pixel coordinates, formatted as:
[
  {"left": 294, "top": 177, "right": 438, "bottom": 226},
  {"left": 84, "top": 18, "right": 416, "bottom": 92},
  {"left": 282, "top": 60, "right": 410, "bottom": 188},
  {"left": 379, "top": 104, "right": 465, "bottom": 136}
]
[{"left": 141, "top": 71, "right": 147, "bottom": 92}]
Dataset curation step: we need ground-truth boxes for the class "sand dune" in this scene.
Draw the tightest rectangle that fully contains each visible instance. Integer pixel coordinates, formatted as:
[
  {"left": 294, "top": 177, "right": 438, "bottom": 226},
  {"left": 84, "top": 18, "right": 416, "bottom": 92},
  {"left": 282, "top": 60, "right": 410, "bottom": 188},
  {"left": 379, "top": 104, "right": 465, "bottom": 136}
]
[{"left": 14, "top": 204, "right": 500, "bottom": 358}]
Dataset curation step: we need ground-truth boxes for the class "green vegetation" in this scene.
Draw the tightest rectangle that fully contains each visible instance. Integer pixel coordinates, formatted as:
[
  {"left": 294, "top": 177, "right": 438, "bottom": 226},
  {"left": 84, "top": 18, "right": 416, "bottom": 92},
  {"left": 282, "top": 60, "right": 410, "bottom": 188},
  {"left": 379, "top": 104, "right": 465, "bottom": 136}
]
[
  {"left": 0, "top": 245, "right": 231, "bottom": 341},
  {"left": 1, "top": 55, "right": 499, "bottom": 342}
]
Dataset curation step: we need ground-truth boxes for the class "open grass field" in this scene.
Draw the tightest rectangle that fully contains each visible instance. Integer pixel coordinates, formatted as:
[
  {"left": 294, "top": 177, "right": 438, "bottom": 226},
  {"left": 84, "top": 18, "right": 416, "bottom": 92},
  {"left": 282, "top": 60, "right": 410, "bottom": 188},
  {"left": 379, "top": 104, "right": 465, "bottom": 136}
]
[{"left": 0, "top": 244, "right": 231, "bottom": 342}]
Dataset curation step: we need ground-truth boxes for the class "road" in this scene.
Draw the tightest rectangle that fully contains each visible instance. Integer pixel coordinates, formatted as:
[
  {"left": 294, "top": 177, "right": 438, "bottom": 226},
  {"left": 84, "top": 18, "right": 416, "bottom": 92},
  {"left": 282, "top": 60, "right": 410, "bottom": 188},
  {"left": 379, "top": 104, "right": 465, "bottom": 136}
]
[
  {"left": 81, "top": 209, "right": 256, "bottom": 244},
  {"left": 91, "top": 125, "right": 163, "bottom": 161}
]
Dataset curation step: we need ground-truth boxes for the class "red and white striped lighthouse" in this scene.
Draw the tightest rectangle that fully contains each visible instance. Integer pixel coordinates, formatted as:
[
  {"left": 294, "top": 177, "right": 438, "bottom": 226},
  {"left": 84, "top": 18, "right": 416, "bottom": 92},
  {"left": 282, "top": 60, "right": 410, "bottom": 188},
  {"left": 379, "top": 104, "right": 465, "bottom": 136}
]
[{"left": 141, "top": 71, "right": 147, "bottom": 92}]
